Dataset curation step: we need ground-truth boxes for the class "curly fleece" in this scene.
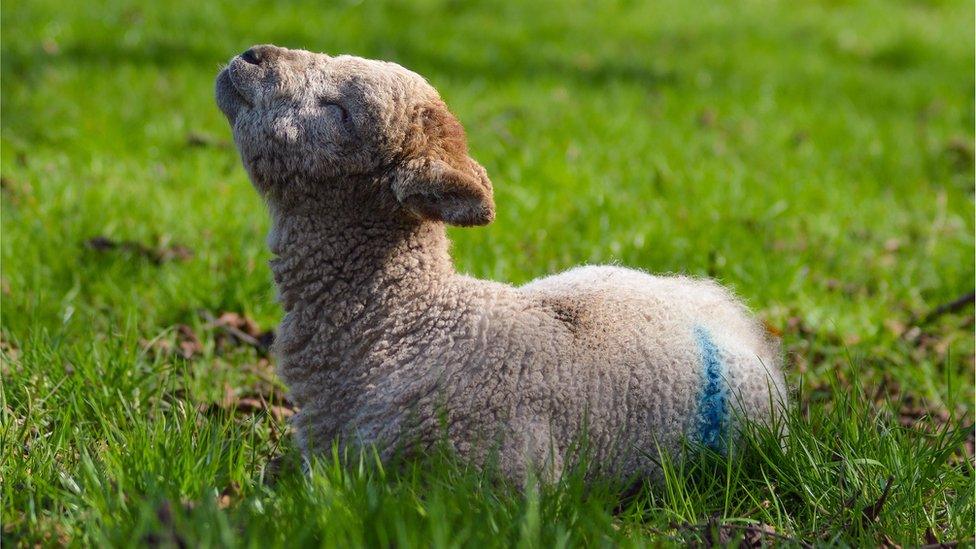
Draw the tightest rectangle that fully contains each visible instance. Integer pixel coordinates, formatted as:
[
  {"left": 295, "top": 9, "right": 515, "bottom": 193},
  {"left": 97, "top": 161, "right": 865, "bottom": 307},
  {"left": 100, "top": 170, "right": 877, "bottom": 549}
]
[{"left": 215, "top": 44, "right": 787, "bottom": 483}]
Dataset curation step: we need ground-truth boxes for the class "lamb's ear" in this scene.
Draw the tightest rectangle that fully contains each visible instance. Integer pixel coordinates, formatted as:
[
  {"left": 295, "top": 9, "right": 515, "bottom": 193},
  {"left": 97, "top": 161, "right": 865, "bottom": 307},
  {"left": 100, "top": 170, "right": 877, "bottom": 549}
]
[
  {"left": 392, "top": 158, "right": 494, "bottom": 226},
  {"left": 392, "top": 101, "right": 495, "bottom": 227}
]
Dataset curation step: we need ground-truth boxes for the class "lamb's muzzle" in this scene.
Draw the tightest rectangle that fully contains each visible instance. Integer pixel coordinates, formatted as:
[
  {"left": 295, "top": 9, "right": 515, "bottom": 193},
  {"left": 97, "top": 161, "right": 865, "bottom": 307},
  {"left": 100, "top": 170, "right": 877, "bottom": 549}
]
[
  {"left": 214, "top": 44, "right": 788, "bottom": 484},
  {"left": 215, "top": 70, "right": 246, "bottom": 122},
  {"left": 216, "top": 45, "right": 294, "bottom": 123}
]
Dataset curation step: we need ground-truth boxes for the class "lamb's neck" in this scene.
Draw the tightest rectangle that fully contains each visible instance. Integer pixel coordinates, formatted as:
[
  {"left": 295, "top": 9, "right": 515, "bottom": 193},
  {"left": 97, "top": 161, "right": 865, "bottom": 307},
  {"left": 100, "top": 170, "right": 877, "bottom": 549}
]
[{"left": 266, "top": 194, "right": 456, "bottom": 329}]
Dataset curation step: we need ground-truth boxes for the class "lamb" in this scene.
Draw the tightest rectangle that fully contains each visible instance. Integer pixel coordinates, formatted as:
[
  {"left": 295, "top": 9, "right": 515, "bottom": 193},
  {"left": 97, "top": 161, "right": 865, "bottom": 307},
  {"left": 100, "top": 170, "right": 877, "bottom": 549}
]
[{"left": 215, "top": 44, "right": 787, "bottom": 483}]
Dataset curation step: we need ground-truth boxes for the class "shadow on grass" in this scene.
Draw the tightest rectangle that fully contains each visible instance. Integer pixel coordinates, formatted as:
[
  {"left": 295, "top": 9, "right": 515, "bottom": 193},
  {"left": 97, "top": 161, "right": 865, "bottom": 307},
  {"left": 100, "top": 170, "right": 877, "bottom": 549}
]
[{"left": 2, "top": 36, "right": 678, "bottom": 92}]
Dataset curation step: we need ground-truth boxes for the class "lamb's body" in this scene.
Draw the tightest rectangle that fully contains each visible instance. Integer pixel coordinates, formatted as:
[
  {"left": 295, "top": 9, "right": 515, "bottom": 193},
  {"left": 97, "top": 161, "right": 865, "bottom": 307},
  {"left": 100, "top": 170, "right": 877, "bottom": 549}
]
[
  {"left": 269, "top": 184, "right": 783, "bottom": 481},
  {"left": 215, "top": 45, "right": 786, "bottom": 482}
]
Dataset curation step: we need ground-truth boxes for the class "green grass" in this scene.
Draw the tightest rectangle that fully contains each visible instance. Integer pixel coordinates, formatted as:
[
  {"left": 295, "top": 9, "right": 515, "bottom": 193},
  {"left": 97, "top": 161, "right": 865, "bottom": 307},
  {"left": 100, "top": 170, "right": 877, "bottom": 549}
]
[{"left": 2, "top": 0, "right": 973, "bottom": 546}]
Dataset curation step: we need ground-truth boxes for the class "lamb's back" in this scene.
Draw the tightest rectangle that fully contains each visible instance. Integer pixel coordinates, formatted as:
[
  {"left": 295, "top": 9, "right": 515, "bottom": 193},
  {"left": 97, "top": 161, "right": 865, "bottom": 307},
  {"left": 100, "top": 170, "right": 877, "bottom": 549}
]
[{"left": 519, "top": 265, "right": 777, "bottom": 366}]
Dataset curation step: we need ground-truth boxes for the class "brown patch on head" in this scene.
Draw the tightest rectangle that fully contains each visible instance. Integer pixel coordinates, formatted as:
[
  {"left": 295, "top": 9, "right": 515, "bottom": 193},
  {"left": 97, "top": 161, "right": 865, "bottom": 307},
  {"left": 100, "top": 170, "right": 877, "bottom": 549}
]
[
  {"left": 392, "top": 100, "right": 494, "bottom": 227},
  {"left": 406, "top": 100, "right": 470, "bottom": 168}
]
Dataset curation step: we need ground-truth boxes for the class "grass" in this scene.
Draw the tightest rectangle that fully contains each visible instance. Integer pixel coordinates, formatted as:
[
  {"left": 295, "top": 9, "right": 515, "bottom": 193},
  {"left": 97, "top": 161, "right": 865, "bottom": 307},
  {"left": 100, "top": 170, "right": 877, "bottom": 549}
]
[{"left": 1, "top": 0, "right": 973, "bottom": 546}]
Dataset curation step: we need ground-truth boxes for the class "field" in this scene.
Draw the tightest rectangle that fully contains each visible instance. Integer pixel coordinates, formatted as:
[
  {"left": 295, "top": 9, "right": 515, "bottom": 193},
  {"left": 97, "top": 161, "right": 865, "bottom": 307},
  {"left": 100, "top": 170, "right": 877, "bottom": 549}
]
[{"left": 2, "top": 0, "right": 974, "bottom": 546}]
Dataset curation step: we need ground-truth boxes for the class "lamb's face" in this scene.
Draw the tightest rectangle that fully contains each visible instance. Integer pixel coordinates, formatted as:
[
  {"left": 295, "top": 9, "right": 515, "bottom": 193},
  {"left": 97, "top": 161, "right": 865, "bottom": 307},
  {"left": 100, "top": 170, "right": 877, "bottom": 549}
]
[{"left": 216, "top": 45, "right": 495, "bottom": 226}]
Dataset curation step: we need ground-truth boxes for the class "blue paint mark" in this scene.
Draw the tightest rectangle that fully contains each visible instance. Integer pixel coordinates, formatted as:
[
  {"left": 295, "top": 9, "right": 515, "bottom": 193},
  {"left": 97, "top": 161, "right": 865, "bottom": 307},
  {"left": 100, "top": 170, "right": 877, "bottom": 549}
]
[{"left": 694, "top": 325, "right": 728, "bottom": 451}]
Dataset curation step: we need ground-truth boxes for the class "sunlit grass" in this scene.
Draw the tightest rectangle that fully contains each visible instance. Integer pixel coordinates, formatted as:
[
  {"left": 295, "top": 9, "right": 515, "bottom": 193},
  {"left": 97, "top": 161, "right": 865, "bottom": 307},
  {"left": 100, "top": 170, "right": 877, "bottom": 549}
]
[{"left": 2, "top": 0, "right": 973, "bottom": 545}]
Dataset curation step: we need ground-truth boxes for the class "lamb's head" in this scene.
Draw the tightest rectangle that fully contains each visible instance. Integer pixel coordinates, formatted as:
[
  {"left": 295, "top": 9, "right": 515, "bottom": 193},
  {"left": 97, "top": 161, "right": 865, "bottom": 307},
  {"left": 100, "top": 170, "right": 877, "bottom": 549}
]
[{"left": 215, "top": 44, "right": 494, "bottom": 226}]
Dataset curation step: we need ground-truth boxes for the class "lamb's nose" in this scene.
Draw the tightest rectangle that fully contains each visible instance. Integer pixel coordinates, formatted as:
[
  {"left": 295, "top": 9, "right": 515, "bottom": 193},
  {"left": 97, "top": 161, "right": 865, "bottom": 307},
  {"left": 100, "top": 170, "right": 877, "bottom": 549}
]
[
  {"left": 240, "top": 47, "right": 262, "bottom": 65},
  {"left": 240, "top": 45, "right": 284, "bottom": 66}
]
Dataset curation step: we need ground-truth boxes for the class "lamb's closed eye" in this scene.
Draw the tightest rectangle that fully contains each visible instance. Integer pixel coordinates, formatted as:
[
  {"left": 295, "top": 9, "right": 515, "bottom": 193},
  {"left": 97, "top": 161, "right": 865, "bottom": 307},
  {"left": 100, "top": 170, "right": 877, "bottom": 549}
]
[{"left": 318, "top": 97, "right": 349, "bottom": 125}]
